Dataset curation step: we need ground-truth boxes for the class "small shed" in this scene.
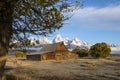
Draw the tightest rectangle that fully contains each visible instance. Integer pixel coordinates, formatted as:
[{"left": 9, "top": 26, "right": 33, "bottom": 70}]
[{"left": 27, "top": 42, "right": 78, "bottom": 61}]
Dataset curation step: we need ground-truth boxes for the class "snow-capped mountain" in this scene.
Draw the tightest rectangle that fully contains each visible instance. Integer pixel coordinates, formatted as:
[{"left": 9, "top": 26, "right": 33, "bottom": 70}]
[
  {"left": 69, "top": 38, "right": 91, "bottom": 50},
  {"left": 38, "top": 37, "right": 52, "bottom": 44},
  {"left": 11, "top": 34, "right": 120, "bottom": 54},
  {"left": 53, "top": 34, "right": 64, "bottom": 43},
  {"left": 29, "top": 37, "right": 52, "bottom": 47},
  {"left": 107, "top": 43, "right": 120, "bottom": 54},
  {"left": 70, "top": 38, "right": 90, "bottom": 46},
  {"left": 108, "top": 43, "right": 120, "bottom": 47},
  {"left": 52, "top": 34, "right": 71, "bottom": 45},
  {"left": 52, "top": 34, "right": 91, "bottom": 50}
]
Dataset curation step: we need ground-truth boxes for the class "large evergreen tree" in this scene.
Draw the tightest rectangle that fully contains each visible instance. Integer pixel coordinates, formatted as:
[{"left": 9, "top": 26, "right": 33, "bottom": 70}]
[{"left": 0, "top": 0, "right": 79, "bottom": 76}]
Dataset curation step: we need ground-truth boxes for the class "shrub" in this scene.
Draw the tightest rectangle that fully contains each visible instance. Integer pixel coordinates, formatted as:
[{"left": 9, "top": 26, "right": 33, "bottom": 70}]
[
  {"left": 15, "top": 51, "right": 26, "bottom": 58},
  {"left": 72, "top": 48, "right": 89, "bottom": 57},
  {"left": 72, "top": 48, "right": 80, "bottom": 53},
  {"left": 89, "top": 42, "right": 111, "bottom": 58}
]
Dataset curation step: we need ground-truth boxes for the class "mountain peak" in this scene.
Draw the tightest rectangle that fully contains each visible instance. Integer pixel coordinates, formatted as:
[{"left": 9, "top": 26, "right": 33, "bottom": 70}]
[
  {"left": 53, "top": 34, "right": 63, "bottom": 43},
  {"left": 11, "top": 34, "right": 120, "bottom": 53},
  {"left": 74, "top": 37, "right": 81, "bottom": 42}
]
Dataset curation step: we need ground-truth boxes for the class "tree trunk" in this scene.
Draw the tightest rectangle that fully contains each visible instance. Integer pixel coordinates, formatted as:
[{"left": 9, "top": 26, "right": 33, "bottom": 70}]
[
  {"left": 0, "top": 1, "right": 13, "bottom": 77},
  {"left": 0, "top": 28, "right": 11, "bottom": 76}
]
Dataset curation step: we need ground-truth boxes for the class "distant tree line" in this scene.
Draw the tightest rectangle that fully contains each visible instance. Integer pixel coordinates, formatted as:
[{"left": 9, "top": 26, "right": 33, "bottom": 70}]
[{"left": 72, "top": 42, "right": 111, "bottom": 58}]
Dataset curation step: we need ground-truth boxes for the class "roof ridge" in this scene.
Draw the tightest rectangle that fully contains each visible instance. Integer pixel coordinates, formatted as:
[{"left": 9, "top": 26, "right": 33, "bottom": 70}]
[{"left": 40, "top": 42, "right": 63, "bottom": 52}]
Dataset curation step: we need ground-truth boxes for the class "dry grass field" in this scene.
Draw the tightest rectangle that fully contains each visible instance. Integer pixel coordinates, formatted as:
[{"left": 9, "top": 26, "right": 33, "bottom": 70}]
[{"left": 3, "top": 56, "right": 120, "bottom": 80}]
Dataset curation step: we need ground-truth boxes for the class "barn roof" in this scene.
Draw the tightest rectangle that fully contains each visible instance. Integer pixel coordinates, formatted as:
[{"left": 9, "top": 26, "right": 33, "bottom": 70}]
[
  {"left": 40, "top": 42, "right": 63, "bottom": 52},
  {"left": 27, "top": 42, "right": 66, "bottom": 55},
  {"left": 27, "top": 51, "right": 51, "bottom": 55}
]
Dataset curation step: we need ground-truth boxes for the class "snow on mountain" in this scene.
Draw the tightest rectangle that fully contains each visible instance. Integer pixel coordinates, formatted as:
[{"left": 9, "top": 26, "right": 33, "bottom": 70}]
[
  {"left": 11, "top": 34, "right": 120, "bottom": 54},
  {"left": 107, "top": 43, "right": 120, "bottom": 54},
  {"left": 108, "top": 43, "right": 120, "bottom": 47},
  {"left": 52, "top": 34, "right": 71, "bottom": 46},
  {"left": 52, "top": 35, "right": 92, "bottom": 50},
  {"left": 29, "top": 34, "right": 119, "bottom": 51},
  {"left": 52, "top": 34, "right": 120, "bottom": 53},
  {"left": 63, "top": 38, "right": 69, "bottom": 44},
  {"left": 53, "top": 34, "right": 63, "bottom": 43},
  {"left": 38, "top": 37, "right": 52, "bottom": 44},
  {"left": 71, "top": 38, "right": 86, "bottom": 46},
  {"left": 29, "top": 37, "right": 52, "bottom": 46},
  {"left": 69, "top": 38, "right": 91, "bottom": 50},
  {"left": 28, "top": 34, "right": 91, "bottom": 50}
]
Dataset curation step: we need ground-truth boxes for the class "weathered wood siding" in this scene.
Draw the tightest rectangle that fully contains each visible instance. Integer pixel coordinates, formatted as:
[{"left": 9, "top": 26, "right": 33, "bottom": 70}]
[
  {"left": 41, "top": 52, "right": 55, "bottom": 60},
  {"left": 55, "top": 43, "right": 69, "bottom": 60},
  {"left": 55, "top": 42, "right": 68, "bottom": 52},
  {"left": 27, "top": 54, "right": 41, "bottom": 60}
]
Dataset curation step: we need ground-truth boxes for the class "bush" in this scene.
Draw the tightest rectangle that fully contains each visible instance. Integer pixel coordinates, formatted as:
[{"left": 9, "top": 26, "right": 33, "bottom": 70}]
[
  {"left": 15, "top": 51, "right": 26, "bottom": 58},
  {"left": 89, "top": 43, "right": 111, "bottom": 58},
  {"left": 72, "top": 48, "right": 89, "bottom": 57}
]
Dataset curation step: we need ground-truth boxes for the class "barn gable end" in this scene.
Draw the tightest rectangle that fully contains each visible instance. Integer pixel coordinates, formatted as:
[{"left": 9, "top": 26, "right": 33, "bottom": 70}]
[{"left": 55, "top": 42, "right": 68, "bottom": 52}]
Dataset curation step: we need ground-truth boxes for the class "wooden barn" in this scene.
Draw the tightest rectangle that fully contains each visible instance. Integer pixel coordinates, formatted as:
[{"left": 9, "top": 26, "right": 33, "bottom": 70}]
[{"left": 27, "top": 42, "right": 78, "bottom": 61}]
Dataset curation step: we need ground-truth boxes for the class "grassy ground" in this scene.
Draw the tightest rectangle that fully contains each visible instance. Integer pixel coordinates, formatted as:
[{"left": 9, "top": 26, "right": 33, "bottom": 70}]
[{"left": 3, "top": 56, "right": 120, "bottom": 80}]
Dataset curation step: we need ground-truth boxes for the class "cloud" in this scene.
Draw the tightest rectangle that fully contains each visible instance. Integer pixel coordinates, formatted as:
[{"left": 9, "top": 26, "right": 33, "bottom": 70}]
[{"left": 68, "top": 5, "right": 120, "bottom": 31}]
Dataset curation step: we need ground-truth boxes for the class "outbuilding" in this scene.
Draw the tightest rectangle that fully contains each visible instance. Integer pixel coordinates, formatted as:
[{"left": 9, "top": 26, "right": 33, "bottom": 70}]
[{"left": 27, "top": 42, "right": 78, "bottom": 61}]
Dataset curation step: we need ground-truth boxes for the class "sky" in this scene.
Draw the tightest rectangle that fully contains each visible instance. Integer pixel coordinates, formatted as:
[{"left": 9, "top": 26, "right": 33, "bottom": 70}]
[{"left": 45, "top": 0, "right": 120, "bottom": 44}]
